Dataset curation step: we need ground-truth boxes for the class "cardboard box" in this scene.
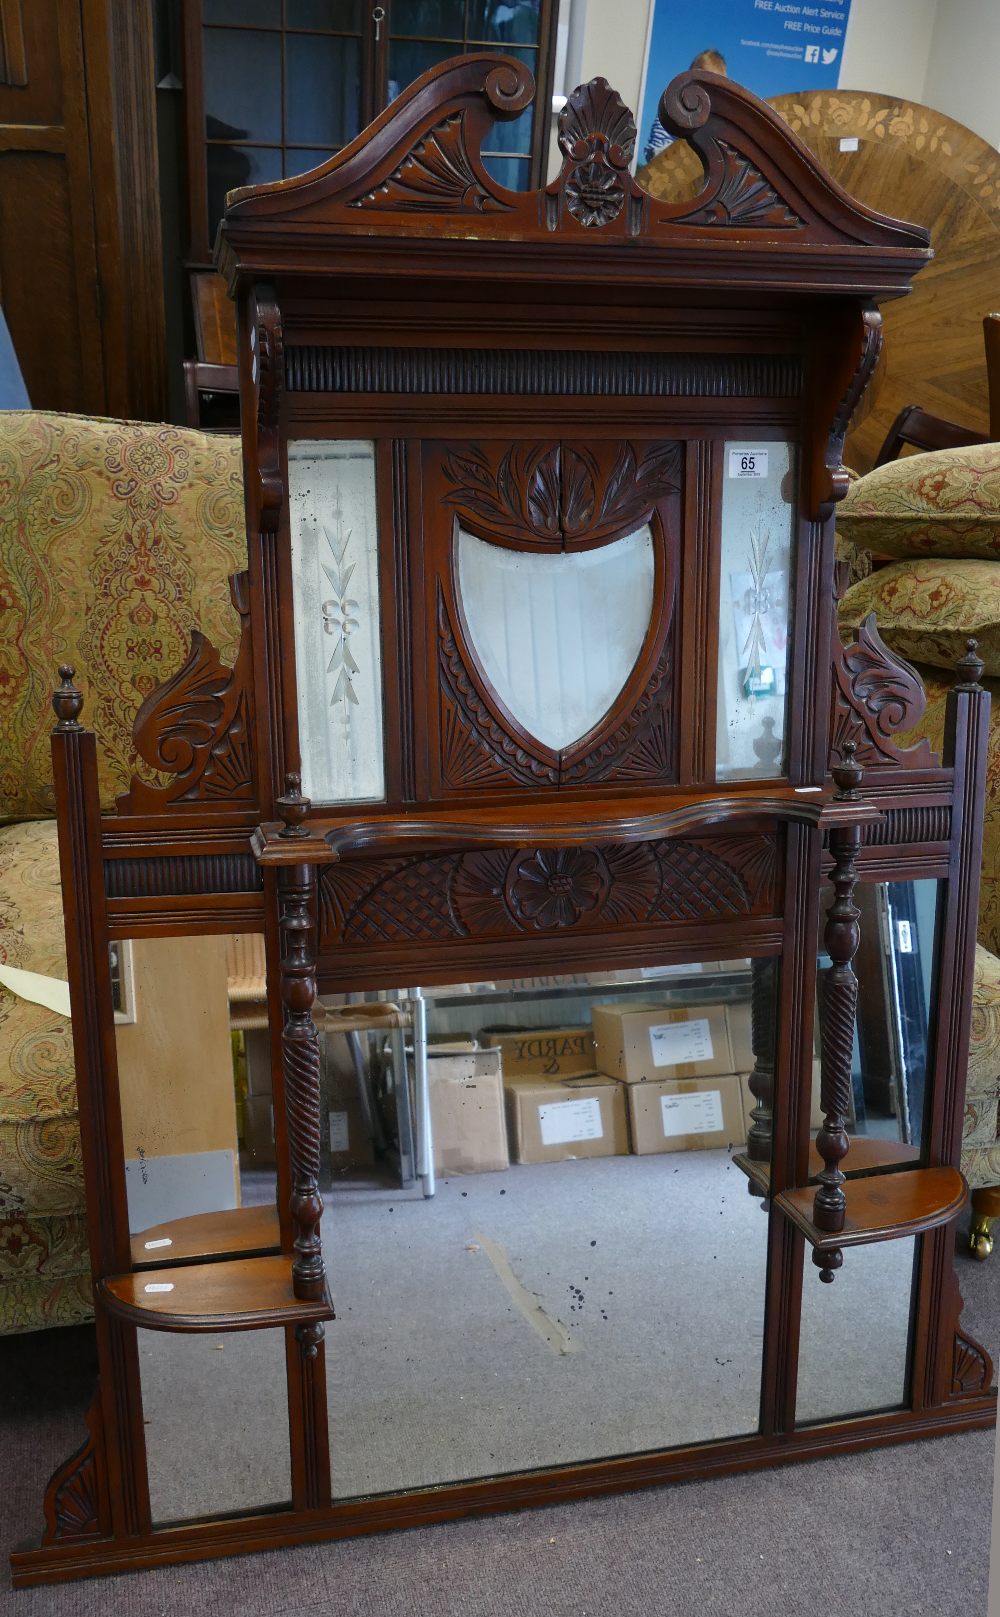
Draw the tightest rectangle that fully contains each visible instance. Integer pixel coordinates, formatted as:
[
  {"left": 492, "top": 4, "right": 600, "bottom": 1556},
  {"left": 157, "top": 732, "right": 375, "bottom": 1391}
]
[
  {"left": 243, "top": 1027, "right": 274, "bottom": 1097},
  {"left": 485, "top": 1026, "right": 594, "bottom": 1080},
  {"left": 328, "top": 1099, "right": 376, "bottom": 1172},
  {"left": 628, "top": 1074, "right": 745, "bottom": 1156},
  {"left": 592, "top": 1003, "right": 732, "bottom": 1084},
  {"left": 430, "top": 1049, "right": 509, "bottom": 1175},
  {"left": 504, "top": 1074, "right": 628, "bottom": 1165}
]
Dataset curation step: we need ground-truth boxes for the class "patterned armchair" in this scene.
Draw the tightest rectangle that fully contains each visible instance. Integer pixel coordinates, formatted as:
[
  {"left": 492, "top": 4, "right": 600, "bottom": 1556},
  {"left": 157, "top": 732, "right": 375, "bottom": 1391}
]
[
  {"left": 837, "top": 442, "right": 1000, "bottom": 1255},
  {"left": 0, "top": 412, "right": 245, "bottom": 1332}
]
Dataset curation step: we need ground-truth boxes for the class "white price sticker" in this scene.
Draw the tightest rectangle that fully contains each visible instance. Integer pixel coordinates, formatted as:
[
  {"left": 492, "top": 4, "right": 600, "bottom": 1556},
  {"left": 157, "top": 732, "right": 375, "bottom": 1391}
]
[
  {"left": 143, "top": 1282, "right": 175, "bottom": 1294},
  {"left": 143, "top": 1237, "right": 172, "bottom": 1250},
  {"left": 649, "top": 1017, "right": 714, "bottom": 1068},
  {"left": 538, "top": 1096, "right": 604, "bottom": 1147},
  {"left": 329, "top": 1110, "right": 350, "bottom": 1153},
  {"left": 728, "top": 449, "right": 769, "bottom": 480},
  {"left": 660, "top": 1089, "right": 725, "bottom": 1137}
]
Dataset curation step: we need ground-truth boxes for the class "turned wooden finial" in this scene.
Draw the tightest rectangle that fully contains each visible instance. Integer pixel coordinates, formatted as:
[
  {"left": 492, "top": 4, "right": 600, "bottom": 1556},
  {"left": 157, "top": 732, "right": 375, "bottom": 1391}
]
[
  {"left": 955, "top": 636, "right": 985, "bottom": 690},
  {"left": 276, "top": 771, "right": 311, "bottom": 838},
  {"left": 831, "top": 739, "right": 862, "bottom": 799},
  {"left": 52, "top": 666, "right": 84, "bottom": 731}
]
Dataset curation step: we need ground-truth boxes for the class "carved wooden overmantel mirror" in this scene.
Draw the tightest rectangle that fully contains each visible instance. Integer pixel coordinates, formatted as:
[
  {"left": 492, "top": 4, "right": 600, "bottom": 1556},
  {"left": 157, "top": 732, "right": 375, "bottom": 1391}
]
[{"left": 13, "top": 58, "right": 995, "bottom": 1586}]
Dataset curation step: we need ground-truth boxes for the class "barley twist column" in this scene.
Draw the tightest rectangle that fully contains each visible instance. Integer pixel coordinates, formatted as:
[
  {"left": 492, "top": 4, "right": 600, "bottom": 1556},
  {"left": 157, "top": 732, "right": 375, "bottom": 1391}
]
[
  {"left": 276, "top": 774, "right": 326, "bottom": 1303},
  {"left": 812, "top": 742, "right": 864, "bottom": 1282}
]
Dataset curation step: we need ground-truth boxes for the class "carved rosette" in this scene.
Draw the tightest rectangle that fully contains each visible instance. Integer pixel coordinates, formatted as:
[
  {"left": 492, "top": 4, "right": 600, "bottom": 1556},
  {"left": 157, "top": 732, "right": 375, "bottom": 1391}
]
[{"left": 317, "top": 834, "right": 779, "bottom": 949}]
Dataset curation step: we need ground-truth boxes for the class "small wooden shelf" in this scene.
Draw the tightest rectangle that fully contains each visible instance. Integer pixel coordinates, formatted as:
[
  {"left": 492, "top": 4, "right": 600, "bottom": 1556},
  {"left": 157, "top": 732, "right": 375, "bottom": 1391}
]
[
  {"left": 774, "top": 1167, "right": 967, "bottom": 1252},
  {"left": 733, "top": 1136, "right": 919, "bottom": 1196},
  {"left": 100, "top": 1254, "right": 333, "bottom": 1333},
  {"left": 130, "top": 1206, "right": 281, "bottom": 1270}
]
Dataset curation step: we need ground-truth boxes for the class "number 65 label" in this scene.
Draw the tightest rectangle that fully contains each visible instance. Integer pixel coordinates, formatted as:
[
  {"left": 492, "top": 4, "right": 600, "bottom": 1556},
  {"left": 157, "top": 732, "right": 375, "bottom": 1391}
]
[{"left": 728, "top": 448, "right": 769, "bottom": 479}]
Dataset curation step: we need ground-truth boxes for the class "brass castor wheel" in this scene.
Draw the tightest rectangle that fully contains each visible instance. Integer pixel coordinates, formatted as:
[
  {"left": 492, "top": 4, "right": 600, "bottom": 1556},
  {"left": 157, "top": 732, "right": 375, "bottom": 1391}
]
[{"left": 971, "top": 1228, "right": 994, "bottom": 1261}]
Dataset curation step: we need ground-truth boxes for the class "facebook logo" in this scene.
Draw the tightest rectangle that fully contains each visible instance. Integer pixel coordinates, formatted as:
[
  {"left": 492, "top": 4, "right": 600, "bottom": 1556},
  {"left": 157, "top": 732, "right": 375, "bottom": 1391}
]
[{"left": 804, "top": 45, "right": 820, "bottom": 63}]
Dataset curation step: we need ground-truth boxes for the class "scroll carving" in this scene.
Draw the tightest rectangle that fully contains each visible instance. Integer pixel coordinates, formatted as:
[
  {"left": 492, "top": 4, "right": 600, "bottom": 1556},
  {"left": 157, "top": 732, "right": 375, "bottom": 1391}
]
[
  {"left": 815, "top": 302, "right": 883, "bottom": 519},
  {"left": 118, "top": 572, "right": 256, "bottom": 813},
  {"left": 318, "top": 833, "right": 779, "bottom": 949},
  {"left": 42, "top": 1392, "right": 107, "bottom": 1544},
  {"left": 441, "top": 441, "right": 681, "bottom": 548},
  {"left": 830, "top": 609, "right": 937, "bottom": 771},
  {"left": 252, "top": 286, "right": 284, "bottom": 533}
]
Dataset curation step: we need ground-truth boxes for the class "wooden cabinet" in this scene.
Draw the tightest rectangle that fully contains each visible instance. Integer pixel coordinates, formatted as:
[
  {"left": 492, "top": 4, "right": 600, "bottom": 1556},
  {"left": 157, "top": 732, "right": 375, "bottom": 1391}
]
[
  {"left": 12, "top": 56, "right": 996, "bottom": 1588},
  {"left": 0, "top": 0, "right": 166, "bottom": 420}
]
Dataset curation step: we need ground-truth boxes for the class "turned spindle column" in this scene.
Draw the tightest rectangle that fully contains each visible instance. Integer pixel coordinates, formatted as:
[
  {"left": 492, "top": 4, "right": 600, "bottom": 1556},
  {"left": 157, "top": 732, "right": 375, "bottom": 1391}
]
[
  {"left": 812, "top": 741, "right": 864, "bottom": 1282},
  {"left": 745, "top": 956, "right": 778, "bottom": 1166},
  {"left": 276, "top": 774, "right": 327, "bottom": 1303}
]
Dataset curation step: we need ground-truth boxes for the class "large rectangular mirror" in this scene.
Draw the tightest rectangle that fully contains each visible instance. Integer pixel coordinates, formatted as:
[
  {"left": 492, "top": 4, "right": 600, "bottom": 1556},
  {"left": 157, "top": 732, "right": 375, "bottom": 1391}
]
[{"left": 313, "top": 955, "right": 776, "bottom": 1496}]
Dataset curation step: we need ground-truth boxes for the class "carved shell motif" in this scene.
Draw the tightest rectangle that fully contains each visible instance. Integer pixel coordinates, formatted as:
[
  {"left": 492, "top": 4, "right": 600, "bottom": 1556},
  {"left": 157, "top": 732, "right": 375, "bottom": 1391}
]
[{"left": 557, "top": 79, "right": 636, "bottom": 228}]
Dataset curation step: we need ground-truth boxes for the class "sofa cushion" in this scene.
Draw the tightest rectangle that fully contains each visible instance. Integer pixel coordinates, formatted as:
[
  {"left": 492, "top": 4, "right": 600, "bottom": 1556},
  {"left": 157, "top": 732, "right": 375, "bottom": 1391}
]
[
  {"left": 837, "top": 441, "right": 1000, "bottom": 560},
  {"left": 0, "top": 411, "right": 246, "bottom": 820},
  {"left": 840, "top": 560, "right": 1000, "bottom": 677},
  {"left": 0, "top": 1272, "right": 92, "bottom": 1334},
  {"left": 0, "top": 821, "right": 83, "bottom": 1217}
]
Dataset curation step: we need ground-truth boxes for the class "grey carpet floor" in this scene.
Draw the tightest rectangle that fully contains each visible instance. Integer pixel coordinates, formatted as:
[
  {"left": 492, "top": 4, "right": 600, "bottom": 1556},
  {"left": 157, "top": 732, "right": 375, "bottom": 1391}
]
[
  {"left": 136, "top": 1151, "right": 916, "bottom": 1520},
  {"left": 1, "top": 1166, "right": 997, "bottom": 1616}
]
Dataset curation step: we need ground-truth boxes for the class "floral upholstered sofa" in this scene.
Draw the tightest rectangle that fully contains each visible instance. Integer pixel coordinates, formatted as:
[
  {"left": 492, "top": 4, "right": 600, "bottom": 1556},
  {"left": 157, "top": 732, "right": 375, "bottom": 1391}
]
[
  {"left": 0, "top": 411, "right": 245, "bottom": 1333},
  {"left": 838, "top": 441, "right": 1000, "bottom": 1254}
]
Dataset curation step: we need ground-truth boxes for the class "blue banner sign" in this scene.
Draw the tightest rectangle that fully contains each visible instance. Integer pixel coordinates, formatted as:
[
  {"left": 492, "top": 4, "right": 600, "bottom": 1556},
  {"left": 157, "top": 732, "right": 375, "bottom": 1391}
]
[{"left": 638, "top": 0, "right": 852, "bottom": 166}]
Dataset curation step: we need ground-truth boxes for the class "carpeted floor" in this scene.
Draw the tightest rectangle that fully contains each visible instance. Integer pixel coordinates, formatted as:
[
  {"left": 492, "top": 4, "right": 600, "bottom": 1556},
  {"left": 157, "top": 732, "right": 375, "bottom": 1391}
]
[{"left": 1, "top": 1180, "right": 996, "bottom": 1615}]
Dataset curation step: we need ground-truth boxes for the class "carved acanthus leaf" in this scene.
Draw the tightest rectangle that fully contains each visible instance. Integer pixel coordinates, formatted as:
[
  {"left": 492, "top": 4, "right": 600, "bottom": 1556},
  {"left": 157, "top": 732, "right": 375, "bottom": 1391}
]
[
  {"left": 350, "top": 114, "right": 509, "bottom": 213},
  {"left": 442, "top": 440, "right": 681, "bottom": 546},
  {"left": 678, "top": 141, "right": 801, "bottom": 228},
  {"left": 830, "top": 611, "right": 937, "bottom": 771},
  {"left": 118, "top": 573, "right": 256, "bottom": 812}
]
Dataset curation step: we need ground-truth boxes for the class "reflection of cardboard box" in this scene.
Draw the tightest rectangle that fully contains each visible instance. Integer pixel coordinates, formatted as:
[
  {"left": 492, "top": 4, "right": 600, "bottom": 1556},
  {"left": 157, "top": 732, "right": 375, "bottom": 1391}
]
[
  {"left": 592, "top": 1003, "right": 732, "bottom": 1084},
  {"left": 719, "top": 959, "right": 751, "bottom": 972},
  {"left": 727, "top": 1003, "right": 753, "bottom": 1075},
  {"left": 244, "top": 1027, "right": 274, "bottom": 1096},
  {"left": 627, "top": 1075, "right": 745, "bottom": 1156},
  {"left": 242, "top": 1095, "right": 275, "bottom": 1166},
  {"left": 504, "top": 1075, "right": 628, "bottom": 1164},
  {"left": 328, "top": 1100, "right": 375, "bottom": 1172},
  {"left": 430, "top": 1049, "right": 508, "bottom": 1175},
  {"left": 485, "top": 1027, "right": 594, "bottom": 1080}
]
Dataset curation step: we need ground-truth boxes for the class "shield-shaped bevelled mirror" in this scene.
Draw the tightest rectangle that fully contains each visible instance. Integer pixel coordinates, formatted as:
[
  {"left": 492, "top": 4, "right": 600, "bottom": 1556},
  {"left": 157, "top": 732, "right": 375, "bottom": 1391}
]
[{"left": 425, "top": 440, "right": 681, "bottom": 796}]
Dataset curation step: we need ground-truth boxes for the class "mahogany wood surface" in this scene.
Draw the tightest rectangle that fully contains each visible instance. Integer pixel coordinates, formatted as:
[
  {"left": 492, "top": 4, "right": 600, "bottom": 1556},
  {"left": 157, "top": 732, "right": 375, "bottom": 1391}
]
[
  {"left": 100, "top": 1255, "right": 333, "bottom": 1332},
  {"left": 17, "top": 57, "right": 995, "bottom": 1586},
  {"left": 776, "top": 1166, "right": 968, "bottom": 1251},
  {"left": 129, "top": 1205, "right": 280, "bottom": 1269},
  {"left": 641, "top": 92, "right": 1000, "bottom": 470},
  {"left": 734, "top": 1134, "right": 919, "bottom": 1194}
]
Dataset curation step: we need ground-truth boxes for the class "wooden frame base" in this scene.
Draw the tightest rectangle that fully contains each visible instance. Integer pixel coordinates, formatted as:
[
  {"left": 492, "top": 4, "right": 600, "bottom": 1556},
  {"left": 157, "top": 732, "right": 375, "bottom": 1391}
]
[{"left": 11, "top": 1394, "right": 995, "bottom": 1587}]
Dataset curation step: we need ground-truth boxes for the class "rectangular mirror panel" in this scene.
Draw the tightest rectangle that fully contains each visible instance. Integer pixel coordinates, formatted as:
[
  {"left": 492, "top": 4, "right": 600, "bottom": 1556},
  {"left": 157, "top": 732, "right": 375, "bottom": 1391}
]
[
  {"left": 287, "top": 439, "right": 384, "bottom": 805},
  {"left": 716, "top": 441, "right": 796, "bottom": 781},
  {"left": 317, "top": 957, "right": 776, "bottom": 1495},
  {"left": 139, "top": 1326, "right": 290, "bottom": 1523},
  {"left": 796, "top": 1238, "right": 916, "bottom": 1424}
]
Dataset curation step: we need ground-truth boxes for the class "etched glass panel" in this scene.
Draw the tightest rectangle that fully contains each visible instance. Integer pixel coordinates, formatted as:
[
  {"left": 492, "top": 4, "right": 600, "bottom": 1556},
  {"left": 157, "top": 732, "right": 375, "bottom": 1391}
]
[
  {"left": 455, "top": 526, "right": 655, "bottom": 752},
  {"left": 288, "top": 440, "right": 384, "bottom": 804},
  {"left": 715, "top": 443, "right": 797, "bottom": 780}
]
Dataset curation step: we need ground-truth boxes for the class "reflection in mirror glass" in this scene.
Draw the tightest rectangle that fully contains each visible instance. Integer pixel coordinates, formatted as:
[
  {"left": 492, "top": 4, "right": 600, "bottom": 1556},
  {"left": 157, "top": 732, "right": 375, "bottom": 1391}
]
[
  {"left": 816, "top": 878, "right": 939, "bottom": 1168},
  {"left": 314, "top": 957, "right": 776, "bottom": 1495},
  {"left": 716, "top": 441, "right": 796, "bottom": 781},
  {"left": 797, "top": 1238, "right": 916, "bottom": 1424},
  {"left": 140, "top": 1326, "right": 290, "bottom": 1523},
  {"left": 113, "top": 934, "right": 278, "bottom": 1243}
]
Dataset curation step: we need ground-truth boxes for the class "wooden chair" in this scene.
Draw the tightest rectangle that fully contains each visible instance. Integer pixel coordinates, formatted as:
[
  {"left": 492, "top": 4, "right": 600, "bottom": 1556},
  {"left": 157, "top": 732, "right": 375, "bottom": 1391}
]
[
  {"left": 183, "top": 270, "right": 239, "bottom": 429},
  {"left": 874, "top": 314, "right": 1000, "bottom": 464}
]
